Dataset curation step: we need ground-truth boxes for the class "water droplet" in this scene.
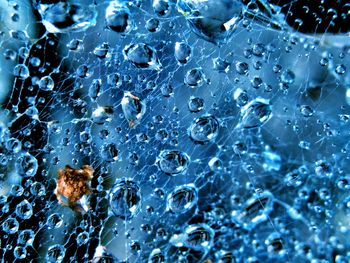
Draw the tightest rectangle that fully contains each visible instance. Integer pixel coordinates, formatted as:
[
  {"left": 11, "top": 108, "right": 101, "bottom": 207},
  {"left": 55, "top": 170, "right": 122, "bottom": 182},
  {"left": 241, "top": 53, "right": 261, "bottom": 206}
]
[
  {"left": 160, "top": 83, "right": 174, "bottom": 97},
  {"left": 177, "top": 0, "right": 242, "bottom": 44},
  {"left": 14, "top": 246, "right": 26, "bottom": 259},
  {"left": 235, "top": 61, "right": 249, "bottom": 75},
  {"left": 157, "top": 150, "right": 190, "bottom": 175},
  {"left": 47, "top": 213, "right": 63, "bottom": 229},
  {"left": 213, "top": 57, "right": 231, "bottom": 73},
  {"left": 174, "top": 41, "right": 191, "bottom": 64},
  {"left": 188, "top": 97, "right": 204, "bottom": 112},
  {"left": 335, "top": 64, "right": 346, "bottom": 75},
  {"left": 101, "top": 143, "right": 119, "bottom": 162},
  {"left": 46, "top": 244, "right": 65, "bottom": 263},
  {"left": 167, "top": 184, "right": 198, "bottom": 213},
  {"left": 233, "top": 191, "right": 274, "bottom": 230},
  {"left": 107, "top": 73, "right": 122, "bottom": 88},
  {"left": 189, "top": 115, "right": 219, "bottom": 144},
  {"left": 92, "top": 106, "right": 113, "bottom": 125},
  {"left": 281, "top": 69, "right": 295, "bottom": 84},
  {"left": 13, "top": 64, "right": 29, "bottom": 79},
  {"left": 215, "top": 250, "right": 236, "bottom": 262},
  {"left": 16, "top": 200, "right": 33, "bottom": 220},
  {"left": 17, "top": 229, "right": 35, "bottom": 246},
  {"left": 239, "top": 98, "right": 272, "bottom": 129},
  {"left": 184, "top": 224, "right": 215, "bottom": 251},
  {"left": 233, "top": 88, "right": 249, "bottom": 107},
  {"left": 16, "top": 153, "right": 38, "bottom": 177},
  {"left": 39, "top": 76, "right": 54, "bottom": 91},
  {"left": 284, "top": 169, "right": 304, "bottom": 187},
  {"left": 148, "top": 248, "right": 166, "bottom": 263},
  {"left": 185, "top": 68, "right": 205, "bottom": 87},
  {"left": 38, "top": 2, "right": 97, "bottom": 33},
  {"left": 6, "top": 138, "right": 22, "bottom": 153},
  {"left": 77, "top": 232, "right": 89, "bottom": 245},
  {"left": 67, "top": 39, "right": 83, "bottom": 51},
  {"left": 315, "top": 160, "right": 333, "bottom": 177},
  {"left": 105, "top": 2, "right": 132, "bottom": 33},
  {"left": 146, "top": 18, "right": 160, "bottom": 32},
  {"left": 109, "top": 179, "right": 141, "bottom": 220},
  {"left": 123, "top": 43, "right": 161, "bottom": 70},
  {"left": 89, "top": 79, "right": 102, "bottom": 101},
  {"left": 153, "top": 0, "right": 170, "bottom": 16},
  {"left": 93, "top": 43, "right": 110, "bottom": 59},
  {"left": 300, "top": 105, "right": 314, "bottom": 117},
  {"left": 121, "top": 92, "right": 146, "bottom": 128},
  {"left": 208, "top": 157, "right": 223, "bottom": 172},
  {"left": 3, "top": 218, "right": 19, "bottom": 234}
]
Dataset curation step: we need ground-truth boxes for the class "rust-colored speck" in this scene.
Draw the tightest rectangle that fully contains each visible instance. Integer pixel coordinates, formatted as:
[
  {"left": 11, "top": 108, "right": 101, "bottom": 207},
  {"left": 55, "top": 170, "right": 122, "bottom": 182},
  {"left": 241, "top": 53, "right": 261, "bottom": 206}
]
[{"left": 54, "top": 165, "right": 94, "bottom": 212}]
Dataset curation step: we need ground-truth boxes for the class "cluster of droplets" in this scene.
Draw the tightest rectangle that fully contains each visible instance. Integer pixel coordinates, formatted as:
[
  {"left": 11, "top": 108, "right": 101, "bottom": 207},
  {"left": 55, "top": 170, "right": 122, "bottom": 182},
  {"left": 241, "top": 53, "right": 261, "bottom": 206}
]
[{"left": 0, "top": 0, "right": 350, "bottom": 262}]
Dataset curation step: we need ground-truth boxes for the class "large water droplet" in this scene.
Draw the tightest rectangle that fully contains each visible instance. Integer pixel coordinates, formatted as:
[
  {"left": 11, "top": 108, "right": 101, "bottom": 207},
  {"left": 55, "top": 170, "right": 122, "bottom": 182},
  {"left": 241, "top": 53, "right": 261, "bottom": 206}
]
[
  {"left": 177, "top": 0, "right": 243, "bottom": 44},
  {"left": 189, "top": 115, "right": 219, "bottom": 144},
  {"left": 46, "top": 244, "right": 65, "bottom": 263},
  {"left": 17, "top": 229, "right": 35, "bottom": 246},
  {"left": 174, "top": 41, "right": 191, "bottom": 64},
  {"left": 232, "top": 191, "right": 274, "bottom": 230},
  {"left": 239, "top": 98, "right": 272, "bottom": 129},
  {"left": 39, "top": 76, "right": 54, "bottom": 91},
  {"left": 38, "top": 2, "right": 97, "bottom": 33},
  {"left": 105, "top": 2, "right": 132, "bottom": 33},
  {"left": 185, "top": 68, "right": 205, "bottom": 87},
  {"left": 123, "top": 43, "right": 161, "bottom": 70},
  {"left": 46, "top": 213, "right": 63, "bottom": 229},
  {"left": 13, "top": 64, "right": 29, "bottom": 79},
  {"left": 3, "top": 218, "right": 19, "bottom": 234},
  {"left": 148, "top": 248, "right": 166, "bottom": 263},
  {"left": 121, "top": 92, "right": 146, "bottom": 128},
  {"left": 157, "top": 150, "right": 190, "bottom": 175},
  {"left": 15, "top": 153, "right": 38, "bottom": 177},
  {"left": 167, "top": 184, "right": 198, "bottom": 213},
  {"left": 15, "top": 200, "right": 33, "bottom": 220},
  {"left": 109, "top": 179, "right": 141, "bottom": 220}
]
